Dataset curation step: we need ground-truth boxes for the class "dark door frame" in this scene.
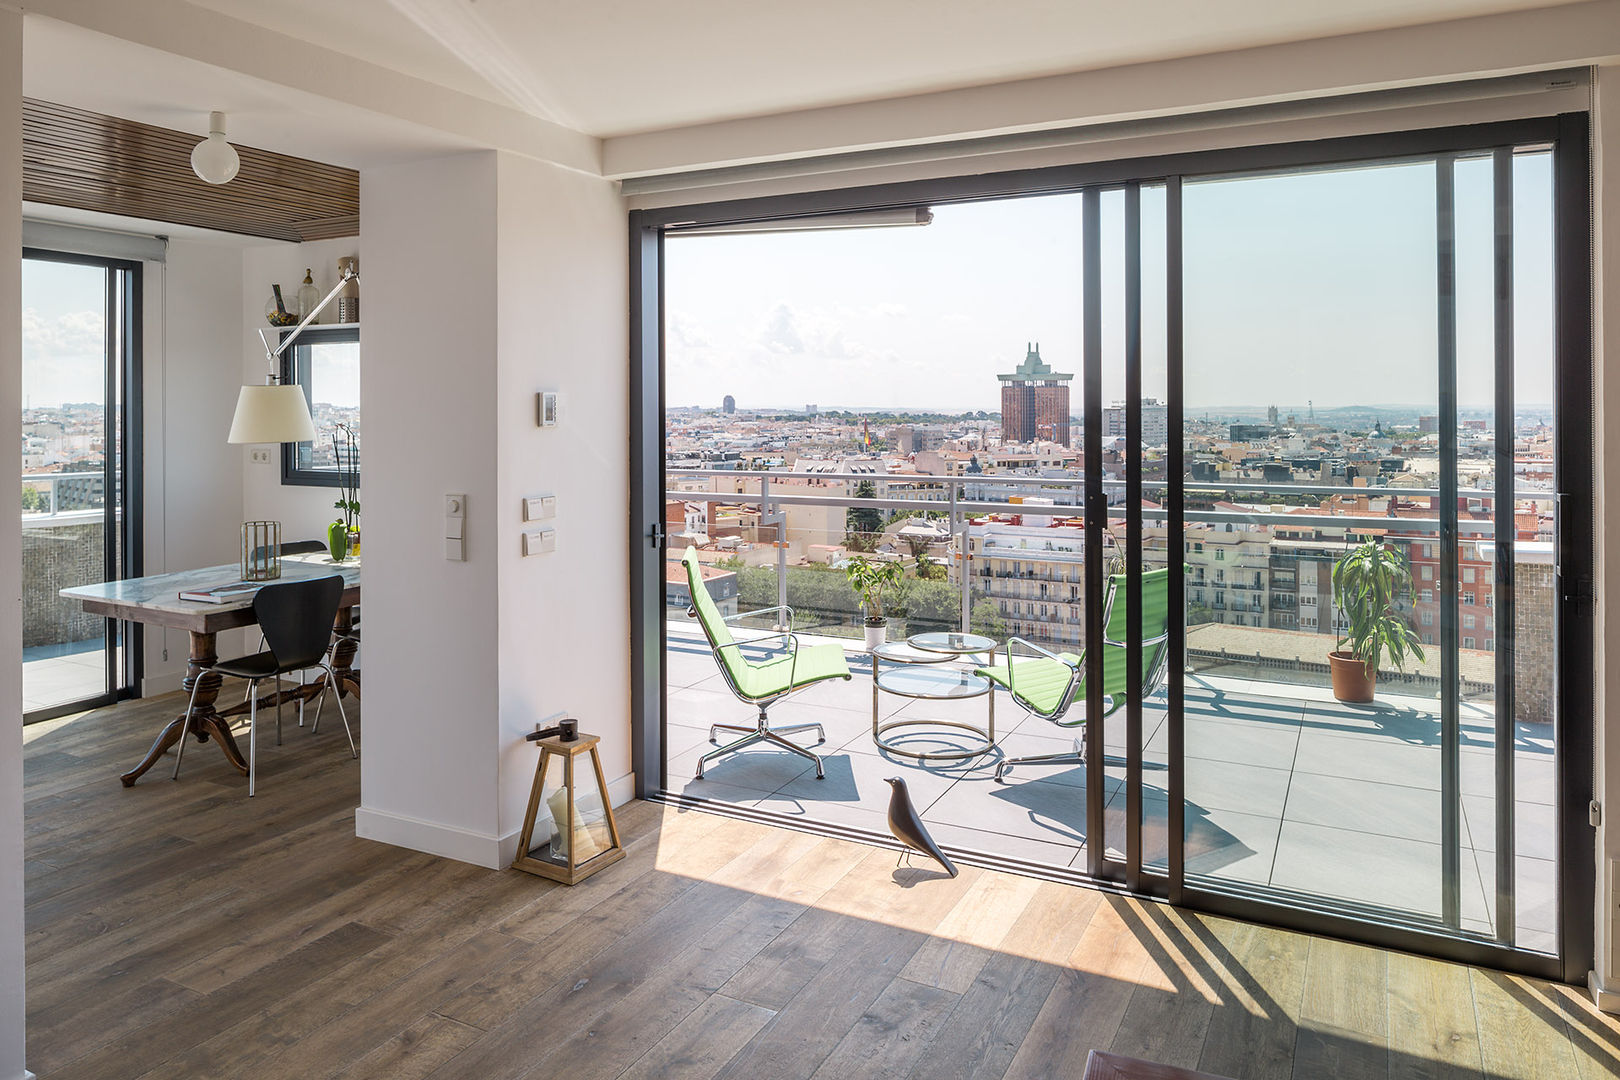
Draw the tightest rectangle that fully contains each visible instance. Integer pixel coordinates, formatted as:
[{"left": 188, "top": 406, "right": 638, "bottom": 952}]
[
  {"left": 627, "top": 113, "right": 1595, "bottom": 984},
  {"left": 21, "top": 248, "right": 143, "bottom": 724}
]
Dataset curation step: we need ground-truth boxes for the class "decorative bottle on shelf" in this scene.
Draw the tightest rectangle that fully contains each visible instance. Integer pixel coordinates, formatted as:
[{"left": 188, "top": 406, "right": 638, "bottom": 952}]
[
  {"left": 337, "top": 256, "right": 359, "bottom": 323},
  {"left": 296, "top": 268, "right": 321, "bottom": 323}
]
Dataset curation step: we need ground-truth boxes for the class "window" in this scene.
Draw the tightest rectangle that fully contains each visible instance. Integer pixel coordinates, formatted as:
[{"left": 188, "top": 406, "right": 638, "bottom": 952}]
[
  {"left": 1215, "top": 549, "right": 1225, "bottom": 561},
  {"left": 1463, "top": 636, "right": 1476, "bottom": 650},
  {"left": 1421, "top": 611, "right": 1434, "bottom": 627},
  {"left": 1421, "top": 589, "right": 1433, "bottom": 603},
  {"left": 1463, "top": 613, "right": 1476, "bottom": 629},
  {"left": 280, "top": 325, "right": 360, "bottom": 487},
  {"left": 1463, "top": 567, "right": 1475, "bottom": 584},
  {"left": 1421, "top": 565, "right": 1433, "bottom": 581},
  {"left": 1462, "top": 592, "right": 1474, "bottom": 607}
]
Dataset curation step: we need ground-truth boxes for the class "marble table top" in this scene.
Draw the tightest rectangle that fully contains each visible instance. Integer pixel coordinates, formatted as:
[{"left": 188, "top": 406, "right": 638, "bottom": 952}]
[{"left": 61, "top": 553, "right": 361, "bottom": 634}]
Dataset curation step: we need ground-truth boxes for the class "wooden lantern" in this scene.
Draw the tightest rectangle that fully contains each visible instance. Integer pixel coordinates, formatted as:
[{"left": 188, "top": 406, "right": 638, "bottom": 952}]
[{"left": 512, "top": 730, "right": 625, "bottom": 885}]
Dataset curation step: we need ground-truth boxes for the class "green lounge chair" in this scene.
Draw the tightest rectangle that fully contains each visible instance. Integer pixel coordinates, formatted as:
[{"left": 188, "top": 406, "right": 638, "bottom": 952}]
[
  {"left": 681, "top": 547, "right": 852, "bottom": 779},
  {"left": 978, "top": 566, "right": 1172, "bottom": 782}
]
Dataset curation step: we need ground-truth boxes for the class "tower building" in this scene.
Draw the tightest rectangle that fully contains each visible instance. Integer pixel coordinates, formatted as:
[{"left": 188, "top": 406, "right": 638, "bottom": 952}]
[{"left": 997, "top": 342, "right": 1073, "bottom": 446}]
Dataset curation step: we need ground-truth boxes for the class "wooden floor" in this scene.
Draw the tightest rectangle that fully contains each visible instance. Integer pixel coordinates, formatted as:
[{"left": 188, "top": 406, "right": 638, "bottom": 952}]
[{"left": 21, "top": 691, "right": 1620, "bottom": 1080}]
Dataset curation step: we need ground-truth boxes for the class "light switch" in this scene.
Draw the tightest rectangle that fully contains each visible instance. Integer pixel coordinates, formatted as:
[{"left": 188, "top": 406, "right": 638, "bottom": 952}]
[
  {"left": 445, "top": 493, "right": 467, "bottom": 559},
  {"left": 523, "top": 495, "right": 556, "bottom": 521},
  {"left": 522, "top": 528, "right": 556, "bottom": 556}
]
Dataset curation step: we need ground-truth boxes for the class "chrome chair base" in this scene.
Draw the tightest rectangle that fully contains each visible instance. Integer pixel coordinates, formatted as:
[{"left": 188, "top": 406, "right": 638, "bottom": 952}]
[
  {"left": 994, "top": 737, "right": 1085, "bottom": 783},
  {"left": 697, "top": 708, "right": 826, "bottom": 780}
]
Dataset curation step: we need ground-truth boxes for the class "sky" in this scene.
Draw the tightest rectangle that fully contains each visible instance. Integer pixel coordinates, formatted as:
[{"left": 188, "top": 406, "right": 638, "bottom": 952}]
[
  {"left": 18, "top": 150, "right": 1554, "bottom": 415},
  {"left": 20, "top": 258, "right": 361, "bottom": 411},
  {"left": 664, "top": 151, "right": 1554, "bottom": 414},
  {"left": 21, "top": 258, "right": 107, "bottom": 409}
]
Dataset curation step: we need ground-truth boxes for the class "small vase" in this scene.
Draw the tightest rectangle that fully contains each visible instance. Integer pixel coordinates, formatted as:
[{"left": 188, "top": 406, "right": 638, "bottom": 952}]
[
  {"left": 864, "top": 620, "right": 888, "bottom": 652},
  {"left": 327, "top": 520, "right": 349, "bottom": 562},
  {"left": 347, "top": 527, "right": 360, "bottom": 557}
]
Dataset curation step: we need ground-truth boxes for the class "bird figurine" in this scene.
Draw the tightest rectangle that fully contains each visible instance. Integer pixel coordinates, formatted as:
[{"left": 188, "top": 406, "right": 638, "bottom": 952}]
[{"left": 883, "top": 776, "right": 957, "bottom": 878}]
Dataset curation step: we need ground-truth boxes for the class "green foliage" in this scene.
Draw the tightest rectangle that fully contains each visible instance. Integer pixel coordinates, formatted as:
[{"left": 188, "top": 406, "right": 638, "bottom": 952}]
[
  {"left": 914, "top": 553, "right": 947, "bottom": 581},
  {"left": 844, "top": 556, "right": 903, "bottom": 624},
  {"left": 1186, "top": 602, "right": 1215, "bottom": 626},
  {"left": 844, "top": 479, "right": 883, "bottom": 552},
  {"left": 20, "top": 486, "right": 44, "bottom": 513},
  {"left": 1330, "top": 540, "right": 1425, "bottom": 675},
  {"left": 970, "top": 597, "right": 1007, "bottom": 640}
]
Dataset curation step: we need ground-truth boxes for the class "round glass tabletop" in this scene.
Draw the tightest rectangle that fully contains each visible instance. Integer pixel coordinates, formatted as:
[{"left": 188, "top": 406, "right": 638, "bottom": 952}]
[
  {"left": 907, "top": 631, "right": 997, "bottom": 655},
  {"left": 870, "top": 642, "right": 953, "bottom": 665},
  {"left": 875, "top": 665, "right": 990, "bottom": 700}
]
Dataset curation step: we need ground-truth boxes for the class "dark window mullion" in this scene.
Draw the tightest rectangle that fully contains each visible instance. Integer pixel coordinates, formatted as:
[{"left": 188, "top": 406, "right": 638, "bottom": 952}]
[
  {"left": 1082, "top": 188, "right": 1108, "bottom": 878},
  {"left": 1492, "top": 147, "right": 1517, "bottom": 945},
  {"left": 1124, "top": 183, "right": 1144, "bottom": 891}
]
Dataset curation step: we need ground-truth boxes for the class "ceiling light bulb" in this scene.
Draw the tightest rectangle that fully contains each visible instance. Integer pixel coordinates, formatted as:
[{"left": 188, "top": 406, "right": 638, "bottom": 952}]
[{"left": 191, "top": 110, "right": 240, "bottom": 185}]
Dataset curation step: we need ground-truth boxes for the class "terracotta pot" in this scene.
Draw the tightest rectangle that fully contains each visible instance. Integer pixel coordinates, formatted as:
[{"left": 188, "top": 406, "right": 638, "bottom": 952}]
[
  {"left": 1329, "top": 650, "right": 1376, "bottom": 703},
  {"left": 863, "top": 619, "right": 888, "bottom": 653}
]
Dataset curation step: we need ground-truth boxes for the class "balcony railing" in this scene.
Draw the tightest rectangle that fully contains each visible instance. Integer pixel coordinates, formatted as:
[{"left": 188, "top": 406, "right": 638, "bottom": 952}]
[
  {"left": 21, "top": 471, "right": 106, "bottom": 522},
  {"left": 667, "top": 466, "right": 1553, "bottom": 720}
]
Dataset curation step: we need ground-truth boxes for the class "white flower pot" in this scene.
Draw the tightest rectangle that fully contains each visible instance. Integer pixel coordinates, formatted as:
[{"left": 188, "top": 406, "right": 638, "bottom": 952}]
[{"left": 863, "top": 621, "right": 888, "bottom": 652}]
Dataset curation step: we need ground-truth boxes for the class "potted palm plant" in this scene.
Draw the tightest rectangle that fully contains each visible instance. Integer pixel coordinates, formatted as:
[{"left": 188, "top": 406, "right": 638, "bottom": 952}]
[
  {"left": 845, "top": 556, "right": 903, "bottom": 651},
  {"left": 1329, "top": 539, "right": 1425, "bottom": 702}
]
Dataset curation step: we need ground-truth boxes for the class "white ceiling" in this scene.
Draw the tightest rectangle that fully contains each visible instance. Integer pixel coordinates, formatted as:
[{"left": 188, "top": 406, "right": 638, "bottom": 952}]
[{"left": 181, "top": 0, "right": 1571, "bottom": 137}]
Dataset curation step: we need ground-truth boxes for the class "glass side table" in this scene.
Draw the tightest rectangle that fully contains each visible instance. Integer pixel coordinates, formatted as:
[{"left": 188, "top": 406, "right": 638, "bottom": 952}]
[{"left": 870, "top": 639, "right": 998, "bottom": 761}]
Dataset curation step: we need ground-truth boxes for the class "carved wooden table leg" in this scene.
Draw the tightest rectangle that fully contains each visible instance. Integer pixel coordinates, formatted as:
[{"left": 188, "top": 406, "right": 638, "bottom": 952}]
[{"left": 120, "top": 630, "right": 247, "bottom": 787}]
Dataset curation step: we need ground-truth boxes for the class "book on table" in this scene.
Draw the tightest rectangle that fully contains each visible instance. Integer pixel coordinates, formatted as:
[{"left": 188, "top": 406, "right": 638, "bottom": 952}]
[{"left": 178, "top": 581, "right": 259, "bottom": 604}]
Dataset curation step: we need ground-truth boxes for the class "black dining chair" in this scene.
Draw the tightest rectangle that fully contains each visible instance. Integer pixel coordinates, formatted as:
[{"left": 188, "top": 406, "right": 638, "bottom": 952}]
[
  {"left": 174, "top": 574, "right": 355, "bottom": 796},
  {"left": 249, "top": 540, "right": 342, "bottom": 729}
]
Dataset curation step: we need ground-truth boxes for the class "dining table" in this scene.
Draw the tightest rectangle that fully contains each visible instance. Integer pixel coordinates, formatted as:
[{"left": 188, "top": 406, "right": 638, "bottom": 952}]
[{"left": 60, "top": 553, "right": 361, "bottom": 787}]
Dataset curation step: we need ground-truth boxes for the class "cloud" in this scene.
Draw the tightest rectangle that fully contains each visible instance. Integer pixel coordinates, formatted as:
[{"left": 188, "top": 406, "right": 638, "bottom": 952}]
[
  {"left": 21, "top": 307, "right": 104, "bottom": 360},
  {"left": 760, "top": 303, "right": 804, "bottom": 354}
]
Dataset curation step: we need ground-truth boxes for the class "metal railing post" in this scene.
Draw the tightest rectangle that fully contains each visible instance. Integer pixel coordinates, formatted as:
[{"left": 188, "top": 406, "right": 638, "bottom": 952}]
[
  {"left": 767, "top": 476, "right": 787, "bottom": 627},
  {"left": 955, "top": 483, "right": 973, "bottom": 633}
]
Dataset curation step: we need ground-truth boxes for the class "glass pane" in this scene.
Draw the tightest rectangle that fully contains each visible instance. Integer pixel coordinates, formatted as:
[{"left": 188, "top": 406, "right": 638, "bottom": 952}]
[
  {"left": 1458, "top": 150, "right": 1559, "bottom": 953},
  {"left": 1181, "top": 158, "right": 1449, "bottom": 922},
  {"left": 21, "top": 258, "right": 110, "bottom": 711},
  {"left": 294, "top": 337, "right": 361, "bottom": 476},
  {"left": 661, "top": 194, "right": 1091, "bottom": 870}
]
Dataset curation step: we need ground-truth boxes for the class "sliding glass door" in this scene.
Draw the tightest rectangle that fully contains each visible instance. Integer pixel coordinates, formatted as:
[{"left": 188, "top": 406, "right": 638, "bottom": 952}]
[
  {"left": 20, "top": 251, "right": 141, "bottom": 722},
  {"left": 630, "top": 114, "right": 1592, "bottom": 980}
]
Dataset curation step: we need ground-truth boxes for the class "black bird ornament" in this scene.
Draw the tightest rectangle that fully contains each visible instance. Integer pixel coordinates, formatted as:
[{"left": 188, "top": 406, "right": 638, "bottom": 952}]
[{"left": 883, "top": 776, "right": 957, "bottom": 878}]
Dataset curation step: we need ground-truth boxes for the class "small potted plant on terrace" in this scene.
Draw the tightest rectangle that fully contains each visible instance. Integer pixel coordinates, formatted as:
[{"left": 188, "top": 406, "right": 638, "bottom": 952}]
[
  {"left": 1329, "top": 539, "right": 1424, "bottom": 703},
  {"left": 845, "top": 556, "right": 902, "bottom": 652}
]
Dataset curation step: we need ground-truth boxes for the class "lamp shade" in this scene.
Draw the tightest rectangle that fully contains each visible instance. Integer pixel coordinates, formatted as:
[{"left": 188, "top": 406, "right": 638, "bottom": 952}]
[{"left": 228, "top": 384, "right": 317, "bottom": 444}]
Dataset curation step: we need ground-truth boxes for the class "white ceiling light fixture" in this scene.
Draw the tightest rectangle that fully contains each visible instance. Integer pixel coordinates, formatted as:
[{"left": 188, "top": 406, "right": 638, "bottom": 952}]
[{"left": 190, "top": 110, "right": 241, "bottom": 185}]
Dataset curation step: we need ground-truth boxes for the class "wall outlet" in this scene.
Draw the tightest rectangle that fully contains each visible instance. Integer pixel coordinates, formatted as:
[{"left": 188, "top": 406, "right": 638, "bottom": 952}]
[{"left": 249, "top": 447, "right": 273, "bottom": 465}]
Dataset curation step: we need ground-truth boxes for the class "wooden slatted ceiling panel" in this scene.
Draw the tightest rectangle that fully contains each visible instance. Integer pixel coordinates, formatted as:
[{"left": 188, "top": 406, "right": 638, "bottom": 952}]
[{"left": 22, "top": 98, "right": 359, "bottom": 242}]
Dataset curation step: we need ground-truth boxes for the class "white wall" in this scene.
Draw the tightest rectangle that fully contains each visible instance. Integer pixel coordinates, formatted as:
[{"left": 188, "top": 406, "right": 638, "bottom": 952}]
[
  {"left": 355, "top": 152, "right": 504, "bottom": 864},
  {"left": 240, "top": 237, "right": 361, "bottom": 541},
  {"left": 354, "top": 149, "right": 629, "bottom": 869},
  {"left": 0, "top": 10, "right": 30, "bottom": 1078},
  {"left": 1592, "top": 62, "right": 1620, "bottom": 1009},
  {"left": 140, "top": 240, "right": 251, "bottom": 692},
  {"left": 493, "top": 152, "right": 631, "bottom": 846}
]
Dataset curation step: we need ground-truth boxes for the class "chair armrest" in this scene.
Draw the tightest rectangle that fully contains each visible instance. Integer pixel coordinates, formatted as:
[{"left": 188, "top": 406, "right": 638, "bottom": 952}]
[
  {"left": 998, "top": 636, "right": 1077, "bottom": 701},
  {"left": 725, "top": 605, "right": 795, "bottom": 631},
  {"left": 1101, "top": 630, "right": 1171, "bottom": 649},
  {"left": 714, "top": 631, "right": 800, "bottom": 682}
]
